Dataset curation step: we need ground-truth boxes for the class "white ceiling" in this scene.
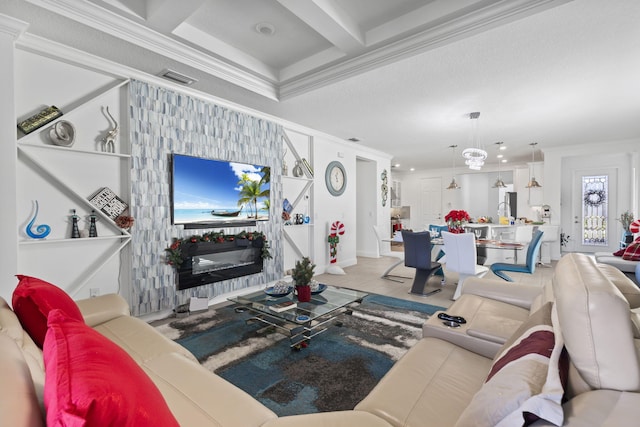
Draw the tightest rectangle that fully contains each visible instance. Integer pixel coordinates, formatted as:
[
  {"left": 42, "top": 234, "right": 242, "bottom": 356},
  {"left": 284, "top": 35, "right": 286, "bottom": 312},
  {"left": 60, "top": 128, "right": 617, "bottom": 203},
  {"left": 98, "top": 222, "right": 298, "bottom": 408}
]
[{"left": 9, "top": 0, "right": 640, "bottom": 172}]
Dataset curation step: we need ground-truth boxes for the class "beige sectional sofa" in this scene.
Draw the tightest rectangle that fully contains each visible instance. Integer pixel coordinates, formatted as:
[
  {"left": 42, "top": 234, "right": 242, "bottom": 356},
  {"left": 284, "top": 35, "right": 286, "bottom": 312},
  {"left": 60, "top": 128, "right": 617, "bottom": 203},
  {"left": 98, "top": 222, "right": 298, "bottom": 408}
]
[
  {"left": 2, "top": 253, "right": 640, "bottom": 426},
  {"left": 595, "top": 251, "right": 640, "bottom": 274}
]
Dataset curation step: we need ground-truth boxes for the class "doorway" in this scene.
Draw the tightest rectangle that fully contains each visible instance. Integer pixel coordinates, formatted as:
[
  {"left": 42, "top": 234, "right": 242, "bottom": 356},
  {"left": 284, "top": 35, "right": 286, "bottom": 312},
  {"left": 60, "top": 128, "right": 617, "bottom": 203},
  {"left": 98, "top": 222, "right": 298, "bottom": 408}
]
[
  {"left": 420, "top": 177, "right": 443, "bottom": 228},
  {"left": 570, "top": 167, "right": 619, "bottom": 254},
  {"left": 356, "top": 158, "right": 378, "bottom": 257}
]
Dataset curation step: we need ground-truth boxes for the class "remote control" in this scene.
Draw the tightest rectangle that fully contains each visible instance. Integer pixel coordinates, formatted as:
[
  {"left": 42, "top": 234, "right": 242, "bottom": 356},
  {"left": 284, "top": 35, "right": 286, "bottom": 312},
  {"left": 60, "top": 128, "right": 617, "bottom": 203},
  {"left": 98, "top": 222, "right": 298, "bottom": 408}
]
[{"left": 437, "top": 313, "right": 467, "bottom": 324}]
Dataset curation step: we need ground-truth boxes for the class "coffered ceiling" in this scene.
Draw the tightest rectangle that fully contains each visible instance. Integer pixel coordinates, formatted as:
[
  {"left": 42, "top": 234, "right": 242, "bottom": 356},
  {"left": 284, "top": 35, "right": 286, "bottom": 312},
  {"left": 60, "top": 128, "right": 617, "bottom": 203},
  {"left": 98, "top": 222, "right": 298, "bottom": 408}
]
[{"left": 8, "top": 0, "right": 640, "bottom": 172}]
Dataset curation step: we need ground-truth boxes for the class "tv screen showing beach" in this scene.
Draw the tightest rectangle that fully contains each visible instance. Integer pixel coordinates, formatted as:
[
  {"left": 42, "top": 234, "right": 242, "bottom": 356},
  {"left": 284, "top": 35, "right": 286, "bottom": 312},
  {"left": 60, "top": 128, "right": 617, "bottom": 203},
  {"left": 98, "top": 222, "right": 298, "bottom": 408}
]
[{"left": 171, "top": 154, "right": 270, "bottom": 226}]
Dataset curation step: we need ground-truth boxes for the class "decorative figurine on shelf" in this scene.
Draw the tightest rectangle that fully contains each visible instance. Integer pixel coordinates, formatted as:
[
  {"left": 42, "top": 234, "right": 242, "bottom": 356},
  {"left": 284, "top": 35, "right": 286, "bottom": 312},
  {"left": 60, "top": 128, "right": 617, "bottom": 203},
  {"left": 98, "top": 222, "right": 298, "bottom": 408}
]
[
  {"left": 89, "top": 210, "right": 98, "bottom": 237},
  {"left": 48, "top": 120, "right": 76, "bottom": 147},
  {"left": 25, "top": 200, "right": 51, "bottom": 239},
  {"left": 70, "top": 209, "right": 80, "bottom": 238},
  {"left": 292, "top": 160, "right": 303, "bottom": 177},
  {"left": 101, "top": 106, "right": 119, "bottom": 153},
  {"left": 326, "top": 221, "right": 346, "bottom": 275}
]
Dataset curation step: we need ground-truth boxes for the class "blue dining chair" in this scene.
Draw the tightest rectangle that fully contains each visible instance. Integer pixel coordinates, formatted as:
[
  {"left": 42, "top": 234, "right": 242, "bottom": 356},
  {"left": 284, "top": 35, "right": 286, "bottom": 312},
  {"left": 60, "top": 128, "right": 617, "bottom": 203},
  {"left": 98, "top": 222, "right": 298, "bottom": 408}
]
[
  {"left": 402, "top": 230, "right": 442, "bottom": 296},
  {"left": 490, "top": 230, "right": 544, "bottom": 282}
]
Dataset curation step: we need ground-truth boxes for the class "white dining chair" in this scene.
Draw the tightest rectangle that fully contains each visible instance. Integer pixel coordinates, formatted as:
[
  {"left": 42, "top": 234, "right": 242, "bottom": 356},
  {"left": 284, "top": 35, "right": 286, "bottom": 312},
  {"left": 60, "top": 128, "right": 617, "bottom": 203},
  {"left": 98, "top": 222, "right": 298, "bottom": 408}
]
[
  {"left": 441, "top": 231, "right": 489, "bottom": 300},
  {"left": 373, "top": 225, "right": 407, "bottom": 282}
]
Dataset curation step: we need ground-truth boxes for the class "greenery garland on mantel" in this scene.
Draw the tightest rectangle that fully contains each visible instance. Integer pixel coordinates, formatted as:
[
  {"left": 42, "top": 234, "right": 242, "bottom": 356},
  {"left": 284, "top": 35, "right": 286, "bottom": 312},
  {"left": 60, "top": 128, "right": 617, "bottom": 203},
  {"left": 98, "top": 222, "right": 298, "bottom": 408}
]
[{"left": 165, "top": 230, "right": 271, "bottom": 267}]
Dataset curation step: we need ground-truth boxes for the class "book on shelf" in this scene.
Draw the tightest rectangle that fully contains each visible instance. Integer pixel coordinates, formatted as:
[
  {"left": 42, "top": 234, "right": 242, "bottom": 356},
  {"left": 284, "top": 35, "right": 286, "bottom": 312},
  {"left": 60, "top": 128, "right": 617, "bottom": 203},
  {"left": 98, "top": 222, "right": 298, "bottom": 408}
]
[
  {"left": 269, "top": 300, "right": 297, "bottom": 313},
  {"left": 88, "top": 187, "right": 128, "bottom": 220},
  {"left": 283, "top": 198, "right": 293, "bottom": 214}
]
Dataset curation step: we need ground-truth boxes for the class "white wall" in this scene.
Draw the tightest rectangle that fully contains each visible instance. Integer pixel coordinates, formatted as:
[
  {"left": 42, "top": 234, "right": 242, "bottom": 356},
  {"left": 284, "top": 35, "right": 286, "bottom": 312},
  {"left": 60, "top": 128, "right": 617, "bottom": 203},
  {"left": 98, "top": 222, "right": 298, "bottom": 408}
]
[
  {"left": 545, "top": 140, "right": 639, "bottom": 258},
  {"left": 309, "top": 135, "right": 391, "bottom": 272},
  {"left": 398, "top": 166, "right": 519, "bottom": 231}
]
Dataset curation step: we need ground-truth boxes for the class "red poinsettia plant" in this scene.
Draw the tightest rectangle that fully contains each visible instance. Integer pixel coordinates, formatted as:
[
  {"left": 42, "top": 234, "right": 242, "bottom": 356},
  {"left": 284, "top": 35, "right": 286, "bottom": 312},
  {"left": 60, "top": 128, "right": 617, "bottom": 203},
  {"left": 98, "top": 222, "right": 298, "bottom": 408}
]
[{"left": 445, "top": 209, "right": 471, "bottom": 233}]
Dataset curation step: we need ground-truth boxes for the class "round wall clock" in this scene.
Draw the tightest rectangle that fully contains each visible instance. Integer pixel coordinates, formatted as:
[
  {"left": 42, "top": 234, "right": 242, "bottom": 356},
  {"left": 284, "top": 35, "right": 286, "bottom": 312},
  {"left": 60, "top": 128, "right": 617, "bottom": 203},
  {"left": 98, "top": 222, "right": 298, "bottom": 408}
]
[{"left": 325, "top": 161, "right": 347, "bottom": 196}]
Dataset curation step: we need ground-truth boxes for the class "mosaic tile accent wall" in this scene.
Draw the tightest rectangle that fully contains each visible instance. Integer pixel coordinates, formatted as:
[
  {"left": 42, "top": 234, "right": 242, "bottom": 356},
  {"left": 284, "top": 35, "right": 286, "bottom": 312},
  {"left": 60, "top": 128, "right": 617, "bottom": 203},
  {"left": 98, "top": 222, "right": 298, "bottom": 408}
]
[{"left": 129, "top": 80, "right": 283, "bottom": 316}]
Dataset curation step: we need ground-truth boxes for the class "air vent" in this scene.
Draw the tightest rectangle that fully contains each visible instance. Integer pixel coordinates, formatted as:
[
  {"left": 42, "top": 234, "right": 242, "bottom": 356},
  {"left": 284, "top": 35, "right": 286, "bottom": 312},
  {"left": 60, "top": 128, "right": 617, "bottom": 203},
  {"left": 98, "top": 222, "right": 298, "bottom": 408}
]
[{"left": 159, "top": 69, "right": 198, "bottom": 86}]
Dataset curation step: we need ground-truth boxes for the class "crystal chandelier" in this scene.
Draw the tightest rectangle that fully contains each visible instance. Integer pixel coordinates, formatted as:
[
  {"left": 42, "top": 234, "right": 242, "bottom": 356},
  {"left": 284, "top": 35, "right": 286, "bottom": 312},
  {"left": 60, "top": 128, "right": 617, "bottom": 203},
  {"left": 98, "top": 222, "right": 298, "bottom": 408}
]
[
  {"left": 462, "top": 112, "right": 487, "bottom": 170},
  {"left": 493, "top": 141, "right": 507, "bottom": 188},
  {"left": 446, "top": 145, "right": 461, "bottom": 190},
  {"left": 526, "top": 142, "right": 542, "bottom": 188}
]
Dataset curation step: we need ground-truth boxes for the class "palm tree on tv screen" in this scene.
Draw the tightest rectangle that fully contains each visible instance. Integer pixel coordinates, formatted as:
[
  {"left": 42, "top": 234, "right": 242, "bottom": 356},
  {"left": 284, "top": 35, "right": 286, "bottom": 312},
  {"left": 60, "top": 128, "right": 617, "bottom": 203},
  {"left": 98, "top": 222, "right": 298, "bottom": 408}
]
[{"left": 238, "top": 180, "right": 269, "bottom": 219}]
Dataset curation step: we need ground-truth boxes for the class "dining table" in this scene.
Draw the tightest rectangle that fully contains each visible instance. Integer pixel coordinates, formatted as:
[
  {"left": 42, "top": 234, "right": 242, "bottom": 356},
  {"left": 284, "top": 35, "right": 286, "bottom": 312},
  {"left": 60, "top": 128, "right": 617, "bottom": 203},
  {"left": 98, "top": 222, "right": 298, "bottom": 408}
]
[{"left": 380, "top": 235, "right": 524, "bottom": 281}]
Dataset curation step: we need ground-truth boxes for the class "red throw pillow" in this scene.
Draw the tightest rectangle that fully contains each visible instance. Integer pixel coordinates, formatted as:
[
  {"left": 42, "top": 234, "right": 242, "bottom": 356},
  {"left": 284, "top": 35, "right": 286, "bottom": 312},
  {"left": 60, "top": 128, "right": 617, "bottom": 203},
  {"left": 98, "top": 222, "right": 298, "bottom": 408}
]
[
  {"left": 613, "top": 249, "right": 625, "bottom": 257},
  {"left": 43, "top": 310, "right": 179, "bottom": 427},
  {"left": 622, "top": 241, "right": 640, "bottom": 261},
  {"left": 12, "top": 275, "right": 84, "bottom": 347}
]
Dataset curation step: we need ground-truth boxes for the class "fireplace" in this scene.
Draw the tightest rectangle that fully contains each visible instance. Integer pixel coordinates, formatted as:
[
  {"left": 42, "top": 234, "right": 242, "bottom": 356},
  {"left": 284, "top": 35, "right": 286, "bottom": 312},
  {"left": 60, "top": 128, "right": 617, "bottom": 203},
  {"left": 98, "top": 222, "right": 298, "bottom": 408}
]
[{"left": 176, "top": 239, "right": 264, "bottom": 291}]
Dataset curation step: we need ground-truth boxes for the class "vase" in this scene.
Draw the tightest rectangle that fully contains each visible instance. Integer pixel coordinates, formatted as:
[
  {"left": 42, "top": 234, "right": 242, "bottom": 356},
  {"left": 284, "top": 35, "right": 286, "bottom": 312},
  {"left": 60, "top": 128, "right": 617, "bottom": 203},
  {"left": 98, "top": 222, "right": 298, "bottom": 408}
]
[
  {"left": 447, "top": 221, "right": 466, "bottom": 234},
  {"left": 295, "top": 285, "right": 311, "bottom": 302},
  {"left": 624, "top": 231, "right": 634, "bottom": 244}
]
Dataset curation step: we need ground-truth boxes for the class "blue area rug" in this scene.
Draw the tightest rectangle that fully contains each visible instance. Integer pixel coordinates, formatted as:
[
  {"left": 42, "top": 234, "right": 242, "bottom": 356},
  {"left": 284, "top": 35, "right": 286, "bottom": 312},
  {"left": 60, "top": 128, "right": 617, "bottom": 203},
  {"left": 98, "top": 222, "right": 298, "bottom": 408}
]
[{"left": 155, "top": 293, "right": 445, "bottom": 416}]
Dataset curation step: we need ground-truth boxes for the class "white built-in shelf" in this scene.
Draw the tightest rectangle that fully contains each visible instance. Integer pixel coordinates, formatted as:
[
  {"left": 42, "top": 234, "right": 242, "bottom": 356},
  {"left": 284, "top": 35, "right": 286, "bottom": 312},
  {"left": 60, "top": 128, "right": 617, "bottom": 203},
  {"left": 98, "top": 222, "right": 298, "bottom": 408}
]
[
  {"left": 283, "top": 175, "right": 313, "bottom": 182},
  {"left": 17, "top": 79, "right": 130, "bottom": 143},
  {"left": 16, "top": 78, "right": 132, "bottom": 297},
  {"left": 18, "top": 142, "right": 131, "bottom": 159},
  {"left": 19, "top": 234, "right": 131, "bottom": 246}
]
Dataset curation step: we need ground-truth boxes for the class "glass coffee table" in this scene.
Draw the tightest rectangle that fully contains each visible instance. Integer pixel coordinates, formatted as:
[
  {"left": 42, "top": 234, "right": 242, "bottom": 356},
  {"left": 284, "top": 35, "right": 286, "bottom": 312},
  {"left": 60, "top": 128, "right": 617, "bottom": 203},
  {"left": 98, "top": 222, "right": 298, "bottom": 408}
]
[{"left": 228, "top": 285, "right": 368, "bottom": 348}]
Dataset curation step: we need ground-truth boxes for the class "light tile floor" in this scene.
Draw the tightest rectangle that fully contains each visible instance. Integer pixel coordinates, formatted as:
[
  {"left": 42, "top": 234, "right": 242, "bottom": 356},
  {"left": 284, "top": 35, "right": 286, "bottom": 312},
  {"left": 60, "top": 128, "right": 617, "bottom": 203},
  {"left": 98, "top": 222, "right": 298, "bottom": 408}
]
[{"left": 314, "top": 256, "right": 557, "bottom": 309}]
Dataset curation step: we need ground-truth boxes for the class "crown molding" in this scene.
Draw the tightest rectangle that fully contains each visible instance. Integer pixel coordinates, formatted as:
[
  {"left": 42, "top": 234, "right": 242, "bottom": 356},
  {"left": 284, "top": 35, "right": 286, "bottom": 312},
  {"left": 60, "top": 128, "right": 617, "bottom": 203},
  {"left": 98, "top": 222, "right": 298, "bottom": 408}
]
[
  {"left": 0, "top": 14, "right": 30, "bottom": 40},
  {"left": 25, "top": 0, "right": 279, "bottom": 100}
]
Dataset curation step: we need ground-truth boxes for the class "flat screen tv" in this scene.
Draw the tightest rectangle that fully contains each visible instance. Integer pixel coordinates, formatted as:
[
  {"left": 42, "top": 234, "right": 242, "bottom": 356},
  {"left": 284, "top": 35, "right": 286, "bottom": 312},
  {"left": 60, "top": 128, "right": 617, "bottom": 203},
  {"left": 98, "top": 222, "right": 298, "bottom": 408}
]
[{"left": 171, "top": 153, "right": 270, "bottom": 229}]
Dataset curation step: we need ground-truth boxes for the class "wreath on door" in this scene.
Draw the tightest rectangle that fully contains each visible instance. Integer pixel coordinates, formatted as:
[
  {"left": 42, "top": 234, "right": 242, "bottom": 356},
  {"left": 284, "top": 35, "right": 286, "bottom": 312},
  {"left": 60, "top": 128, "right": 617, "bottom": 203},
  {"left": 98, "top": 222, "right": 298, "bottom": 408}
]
[{"left": 583, "top": 189, "right": 606, "bottom": 207}]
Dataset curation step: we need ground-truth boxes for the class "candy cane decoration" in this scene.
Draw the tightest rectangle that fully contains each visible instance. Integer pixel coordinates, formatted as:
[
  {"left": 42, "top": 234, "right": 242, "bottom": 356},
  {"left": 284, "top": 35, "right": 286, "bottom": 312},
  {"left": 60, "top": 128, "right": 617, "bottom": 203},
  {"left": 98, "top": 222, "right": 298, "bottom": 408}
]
[{"left": 328, "top": 221, "right": 345, "bottom": 264}]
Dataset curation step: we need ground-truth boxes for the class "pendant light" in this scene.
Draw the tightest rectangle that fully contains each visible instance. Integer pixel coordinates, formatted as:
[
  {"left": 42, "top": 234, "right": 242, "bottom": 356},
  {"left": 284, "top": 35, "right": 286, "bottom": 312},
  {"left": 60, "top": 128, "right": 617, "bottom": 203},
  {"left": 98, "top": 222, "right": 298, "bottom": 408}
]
[
  {"left": 493, "top": 141, "right": 507, "bottom": 188},
  {"left": 462, "top": 112, "right": 487, "bottom": 170},
  {"left": 446, "top": 145, "right": 461, "bottom": 190},
  {"left": 525, "top": 142, "right": 542, "bottom": 188}
]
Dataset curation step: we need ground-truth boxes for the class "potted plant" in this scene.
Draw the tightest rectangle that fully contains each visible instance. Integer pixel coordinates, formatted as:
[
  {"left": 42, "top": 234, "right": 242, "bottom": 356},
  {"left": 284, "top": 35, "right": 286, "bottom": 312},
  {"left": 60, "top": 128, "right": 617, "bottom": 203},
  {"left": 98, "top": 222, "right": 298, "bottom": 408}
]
[
  {"left": 619, "top": 211, "right": 634, "bottom": 243},
  {"left": 291, "top": 257, "right": 315, "bottom": 302}
]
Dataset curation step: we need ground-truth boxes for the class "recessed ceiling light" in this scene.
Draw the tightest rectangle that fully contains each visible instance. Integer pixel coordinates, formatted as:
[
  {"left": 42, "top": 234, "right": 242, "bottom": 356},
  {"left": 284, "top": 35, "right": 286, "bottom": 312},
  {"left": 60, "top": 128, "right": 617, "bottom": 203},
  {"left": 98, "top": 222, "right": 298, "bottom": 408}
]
[
  {"left": 255, "top": 22, "right": 276, "bottom": 36},
  {"left": 497, "top": 154, "right": 504, "bottom": 158},
  {"left": 501, "top": 159, "right": 508, "bottom": 163},
  {"left": 393, "top": 163, "right": 400, "bottom": 168},
  {"left": 410, "top": 168, "right": 415, "bottom": 171}
]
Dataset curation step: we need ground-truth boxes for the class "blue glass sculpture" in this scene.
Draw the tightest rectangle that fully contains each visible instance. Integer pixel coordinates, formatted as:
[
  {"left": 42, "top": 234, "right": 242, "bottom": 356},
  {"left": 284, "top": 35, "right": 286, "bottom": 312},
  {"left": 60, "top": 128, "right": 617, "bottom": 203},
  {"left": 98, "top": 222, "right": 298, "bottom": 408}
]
[{"left": 26, "top": 200, "right": 51, "bottom": 239}]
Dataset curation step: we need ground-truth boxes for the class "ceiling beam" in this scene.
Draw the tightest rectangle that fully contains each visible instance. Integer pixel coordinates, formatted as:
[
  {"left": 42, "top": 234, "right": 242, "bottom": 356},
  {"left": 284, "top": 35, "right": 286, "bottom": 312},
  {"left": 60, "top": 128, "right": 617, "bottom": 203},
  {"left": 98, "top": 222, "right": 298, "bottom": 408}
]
[
  {"left": 277, "top": 0, "right": 365, "bottom": 54},
  {"left": 145, "top": 0, "right": 206, "bottom": 32}
]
